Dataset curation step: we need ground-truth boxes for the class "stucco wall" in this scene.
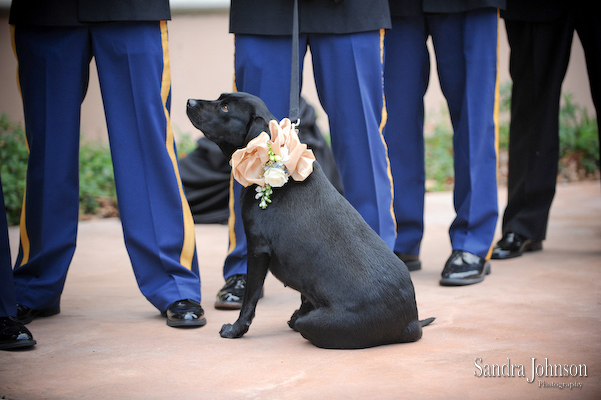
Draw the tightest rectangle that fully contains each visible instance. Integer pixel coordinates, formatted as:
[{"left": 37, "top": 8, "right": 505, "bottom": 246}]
[{"left": 0, "top": 7, "right": 596, "bottom": 143}]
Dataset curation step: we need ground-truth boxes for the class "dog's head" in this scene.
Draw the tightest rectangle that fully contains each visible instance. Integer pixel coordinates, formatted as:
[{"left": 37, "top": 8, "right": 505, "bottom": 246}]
[{"left": 186, "top": 92, "right": 276, "bottom": 159}]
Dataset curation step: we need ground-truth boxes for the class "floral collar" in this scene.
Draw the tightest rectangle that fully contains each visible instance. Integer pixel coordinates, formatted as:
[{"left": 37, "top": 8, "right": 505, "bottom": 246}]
[{"left": 231, "top": 118, "right": 315, "bottom": 208}]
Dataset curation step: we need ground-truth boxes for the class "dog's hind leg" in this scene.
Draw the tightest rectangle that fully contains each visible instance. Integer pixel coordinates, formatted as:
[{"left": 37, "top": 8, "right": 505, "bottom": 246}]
[
  {"left": 292, "top": 307, "right": 383, "bottom": 349},
  {"left": 288, "top": 295, "right": 315, "bottom": 332},
  {"left": 293, "top": 307, "right": 427, "bottom": 349},
  {"left": 220, "top": 251, "right": 270, "bottom": 339}
]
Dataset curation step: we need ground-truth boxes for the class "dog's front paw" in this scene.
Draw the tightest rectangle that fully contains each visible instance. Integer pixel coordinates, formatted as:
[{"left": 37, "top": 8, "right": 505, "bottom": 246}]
[{"left": 220, "top": 322, "right": 247, "bottom": 338}]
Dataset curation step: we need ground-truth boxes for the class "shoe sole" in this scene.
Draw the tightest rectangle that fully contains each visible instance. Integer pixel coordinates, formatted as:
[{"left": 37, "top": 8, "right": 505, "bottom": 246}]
[
  {"left": 18, "top": 306, "right": 61, "bottom": 325},
  {"left": 214, "top": 288, "right": 263, "bottom": 310},
  {"left": 404, "top": 260, "right": 422, "bottom": 272},
  {"left": 166, "top": 317, "right": 207, "bottom": 328},
  {"left": 214, "top": 302, "right": 242, "bottom": 310},
  {"left": 0, "top": 339, "right": 37, "bottom": 350},
  {"left": 395, "top": 253, "right": 422, "bottom": 271},
  {"left": 439, "top": 263, "right": 491, "bottom": 286},
  {"left": 491, "top": 241, "right": 543, "bottom": 260}
]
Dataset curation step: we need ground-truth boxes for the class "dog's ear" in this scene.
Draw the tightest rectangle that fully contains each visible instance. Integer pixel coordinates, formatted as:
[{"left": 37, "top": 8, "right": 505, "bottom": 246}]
[
  {"left": 245, "top": 115, "right": 271, "bottom": 145},
  {"left": 244, "top": 96, "right": 276, "bottom": 144}
]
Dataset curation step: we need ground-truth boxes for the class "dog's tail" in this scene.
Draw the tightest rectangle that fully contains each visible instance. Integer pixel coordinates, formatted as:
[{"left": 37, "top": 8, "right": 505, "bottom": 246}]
[{"left": 420, "top": 317, "right": 435, "bottom": 327}]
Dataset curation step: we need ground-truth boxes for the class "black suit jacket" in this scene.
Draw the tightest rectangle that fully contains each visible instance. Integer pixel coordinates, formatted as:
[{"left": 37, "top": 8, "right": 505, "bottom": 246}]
[
  {"left": 501, "top": 0, "right": 568, "bottom": 22},
  {"left": 389, "top": 0, "right": 505, "bottom": 17},
  {"left": 230, "top": 0, "right": 391, "bottom": 35},
  {"left": 9, "top": 0, "right": 171, "bottom": 26}
]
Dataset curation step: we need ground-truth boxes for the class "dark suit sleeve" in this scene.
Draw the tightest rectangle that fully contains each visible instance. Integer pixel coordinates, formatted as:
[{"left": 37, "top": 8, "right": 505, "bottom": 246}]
[
  {"left": 423, "top": 0, "right": 506, "bottom": 13},
  {"left": 501, "top": 0, "right": 568, "bottom": 22},
  {"left": 389, "top": 0, "right": 505, "bottom": 17},
  {"left": 389, "top": 0, "right": 425, "bottom": 17},
  {"left": 77, "top": 0, "right": 171, "bottom": 23},
  {"left": 9, "top": 0, "right": 80, "bottom": 26},
  {"left": 230, "top": 0, "right": 391, "bottom": 35},
  {"left": 9, "top": 0, "right": 171, "bottom": 26}
]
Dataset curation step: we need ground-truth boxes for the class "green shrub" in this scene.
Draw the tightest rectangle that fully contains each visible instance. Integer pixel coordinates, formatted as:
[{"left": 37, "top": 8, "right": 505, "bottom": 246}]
[
  {"left": 424, "top": 84, "right": 598, "bottom": 191},
  {"left": 425, "top": 117, "right": 455, "bottom": 191},
  {"left": 0, "top": 116, "right": 119, "bottom": 224},
  {"left": 0, "top": 86, "right": 598, "bottom": 225},
  {"left": 558, "top": 93, "right": 600, "bottom": 179},
  {"left": 497, "top": 81, "right": 512, "bottom": 151},
  {"left": 173, "top": 128, "right": 199, "bottom": 159},
  {"left": 0, "top": 114, "right": 28, "bottom": 226},
  {"left": 1, "top": 115, "right": 201, "bottom": 225},
  {"left": 78, "top": 141, "right": 117, "bottom": 217}
]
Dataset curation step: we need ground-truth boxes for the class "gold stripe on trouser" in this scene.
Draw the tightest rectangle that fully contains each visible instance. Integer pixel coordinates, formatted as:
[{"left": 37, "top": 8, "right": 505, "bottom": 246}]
[
  {"left": 227, "top": 171, "right": 237, "bottom": 254},
  {"left": 485, "top": 10, "right": 501, "bottom": 261},
  {"left": 226, "top": 58, "right": 238, "bottom": 255},
  {"left": 378, "top": 28, "right": 397, "bottom": 229},
  {"left": 160, "top": 21, "right": 196, "bottom": 269},
  {"left": 10, "top": 25, "right": 31, "bottom": 266}
]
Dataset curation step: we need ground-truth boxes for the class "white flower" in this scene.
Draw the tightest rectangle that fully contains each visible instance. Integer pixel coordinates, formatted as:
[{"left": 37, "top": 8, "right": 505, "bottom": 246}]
[
  {"left": 263, "top": 166, "right": 289, "bottom": 187},
  {"left": 280, "top": 145, "right": 290, "bottom": 162},
  {"left": 231, "top": 118, "right": 313, "bottom": 209},
  {"left": 255, "top": 185, "right": 273, "bottom": 209}
]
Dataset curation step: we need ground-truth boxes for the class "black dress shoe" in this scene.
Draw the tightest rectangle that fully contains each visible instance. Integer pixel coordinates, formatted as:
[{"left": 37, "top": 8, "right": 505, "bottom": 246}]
[
  {"left": 215, "top": 274, "right": 246, "bottom": 310},
  {"left": 440, "top": 250, "right": 491, "bottom": 286},
  {"left": 395, "top": 252, "right": 422, "bottom": 271},
  {"left": 491, "top": 232, "right": 543, "bottom": 260},
  {"left": 215, "top": 274, "right": 264, "bottom": 310},
  {"left": 17, "top": 304, "right": 60, "bottom": 325},
  {"left": 162, "top": 299, "right": 206, "bottom": 328},
  {"left": 0, "top": 316, "right": 37, "bottom": 350}
]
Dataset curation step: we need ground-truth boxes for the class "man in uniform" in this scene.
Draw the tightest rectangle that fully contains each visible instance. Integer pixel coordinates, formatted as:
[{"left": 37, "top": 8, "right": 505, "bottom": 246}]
[
  {"left": 216, "top": 0, "right": 396, "bottom": 308},
  {"left": 9, "top": 0, "right": 205, "bottom": 327},
  {"left": 384, "top": 0, "right": 505, "bottom": 285},
  {"left": 493, "top": 0, "right": 600, "bottom": 260}
]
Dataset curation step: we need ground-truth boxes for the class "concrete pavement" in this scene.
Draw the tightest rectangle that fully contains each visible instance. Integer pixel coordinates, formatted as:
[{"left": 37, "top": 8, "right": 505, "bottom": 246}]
[{"left": 1, "top": 181, "right": 600, "bottom": 399}]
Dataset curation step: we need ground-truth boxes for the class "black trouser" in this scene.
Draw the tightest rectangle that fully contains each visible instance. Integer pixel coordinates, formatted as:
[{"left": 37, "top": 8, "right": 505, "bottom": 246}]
[{"left": 502, "top": 9, "right": 600, "bottom": 241}]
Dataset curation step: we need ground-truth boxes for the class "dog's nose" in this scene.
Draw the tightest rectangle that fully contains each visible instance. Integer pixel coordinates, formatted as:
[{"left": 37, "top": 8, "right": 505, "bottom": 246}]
[{"left": 187, "top": 99, "right": 198, "bottom": 108}]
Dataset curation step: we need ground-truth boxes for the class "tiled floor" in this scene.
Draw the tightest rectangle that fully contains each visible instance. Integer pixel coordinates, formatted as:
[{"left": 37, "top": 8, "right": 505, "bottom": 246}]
[{"left": 2, "top": 181, "right": 600, "bottom": 399}]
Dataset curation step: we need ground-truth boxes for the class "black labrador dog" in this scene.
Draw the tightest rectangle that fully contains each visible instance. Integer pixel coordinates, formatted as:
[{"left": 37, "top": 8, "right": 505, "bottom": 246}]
[{"left": 186, "top": 92, "right": 433, "bottom": 349}]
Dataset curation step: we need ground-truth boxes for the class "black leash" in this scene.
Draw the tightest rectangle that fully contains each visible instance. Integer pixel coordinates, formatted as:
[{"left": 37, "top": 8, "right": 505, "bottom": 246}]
[{"left": 289, "top": 0, "right": 300, "bottom": 126}]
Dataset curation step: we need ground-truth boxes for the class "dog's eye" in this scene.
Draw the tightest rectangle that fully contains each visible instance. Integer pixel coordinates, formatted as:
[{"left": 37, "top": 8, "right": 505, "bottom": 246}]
[{"left": 221, "top": 104, "right": 229, "bottom": 112}]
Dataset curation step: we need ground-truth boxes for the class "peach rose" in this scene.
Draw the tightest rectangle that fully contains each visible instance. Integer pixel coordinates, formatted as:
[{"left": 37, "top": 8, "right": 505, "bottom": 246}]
[{"left": 230, "top": 118, "right": 315, "bottom": 188}]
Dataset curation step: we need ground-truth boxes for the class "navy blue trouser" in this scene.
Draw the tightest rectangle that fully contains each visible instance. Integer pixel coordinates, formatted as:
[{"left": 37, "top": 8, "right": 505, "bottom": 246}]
[
  {"left": 224, "top": 31, "right": 397, "bottom": 279},
  {"left": 384, "top": 9, "right": 499, "bottom": 260},
  {"left": 1, "top": 175, "right": 16, "bottom": 318},
  {"left": 11, "top": 22, "right": 201, "bottom": 312}
]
